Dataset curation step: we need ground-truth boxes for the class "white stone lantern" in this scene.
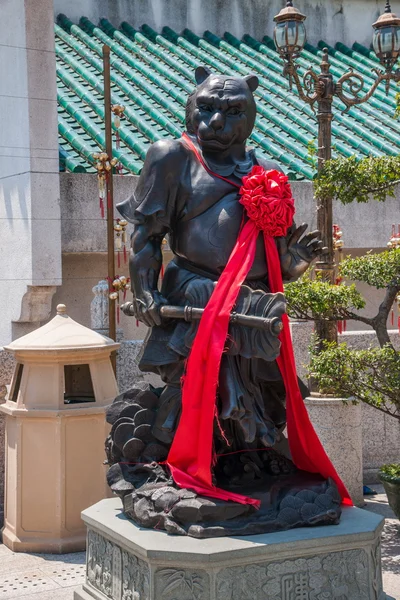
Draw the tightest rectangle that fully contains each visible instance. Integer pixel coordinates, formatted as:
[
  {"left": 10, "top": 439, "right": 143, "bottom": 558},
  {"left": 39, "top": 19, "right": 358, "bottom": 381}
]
[{"left": 0, "top": 304, "right": 119, "bottom": 553}]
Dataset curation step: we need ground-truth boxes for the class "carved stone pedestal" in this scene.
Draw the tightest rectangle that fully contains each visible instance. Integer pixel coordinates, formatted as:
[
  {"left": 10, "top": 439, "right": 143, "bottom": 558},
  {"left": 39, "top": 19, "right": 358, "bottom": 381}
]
[{"left": 75, "top": 498, "right": 388, "bottom": 600}]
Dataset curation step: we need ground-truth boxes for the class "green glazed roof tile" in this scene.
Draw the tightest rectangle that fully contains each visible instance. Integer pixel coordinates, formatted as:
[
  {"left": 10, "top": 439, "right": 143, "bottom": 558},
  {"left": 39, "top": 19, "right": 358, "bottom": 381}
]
[{"left": 55, "top": 16, "right": 400, "bottom": 180}]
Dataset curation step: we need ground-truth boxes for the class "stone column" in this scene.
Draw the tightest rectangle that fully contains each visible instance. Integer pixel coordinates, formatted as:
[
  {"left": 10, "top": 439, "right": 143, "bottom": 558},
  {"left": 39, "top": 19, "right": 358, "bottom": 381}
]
[
  {"left": 305, "top": 397, "right": 364, "bottom": 506},
  {"left": 0, "top": 0, "right": 61, "bottom": 346}
]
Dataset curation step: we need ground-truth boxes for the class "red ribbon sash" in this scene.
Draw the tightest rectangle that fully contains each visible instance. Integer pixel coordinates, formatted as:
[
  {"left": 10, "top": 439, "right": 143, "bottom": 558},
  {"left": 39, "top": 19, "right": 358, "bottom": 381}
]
[{"left": 166, "top": 134, "right": 352, "bottom": 507}]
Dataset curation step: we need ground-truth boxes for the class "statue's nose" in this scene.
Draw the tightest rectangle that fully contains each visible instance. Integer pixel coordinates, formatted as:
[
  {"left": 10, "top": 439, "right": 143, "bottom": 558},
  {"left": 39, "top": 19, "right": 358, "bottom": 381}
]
[{"left": 209, "top": 111, "right": 225, "bottom": 131}]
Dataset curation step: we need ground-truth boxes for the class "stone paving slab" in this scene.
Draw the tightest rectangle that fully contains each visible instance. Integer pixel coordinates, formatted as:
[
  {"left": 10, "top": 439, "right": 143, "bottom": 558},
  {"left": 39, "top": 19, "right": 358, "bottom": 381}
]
[
  {"left": 0, "top": 485, "right": 398, "bottom": 600},
  {"left": 0, "top": 549, "right": 85, "bottom": 600},
  {"left": 0, "top": 570, "right": 61, "bottom": 599},
  {"left": 6, "top": 587, "right": 82, "bottom": 600}
]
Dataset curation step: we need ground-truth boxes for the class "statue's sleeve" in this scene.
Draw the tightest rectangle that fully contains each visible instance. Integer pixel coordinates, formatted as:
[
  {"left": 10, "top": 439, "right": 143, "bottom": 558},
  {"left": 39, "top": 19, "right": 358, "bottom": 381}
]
[{"left": 116, "top": 140, "right": 184, "bottom": 234}]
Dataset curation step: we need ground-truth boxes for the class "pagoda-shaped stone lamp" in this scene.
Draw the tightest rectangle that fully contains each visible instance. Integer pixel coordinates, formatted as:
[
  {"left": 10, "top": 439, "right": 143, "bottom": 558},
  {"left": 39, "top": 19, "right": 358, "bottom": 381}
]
[{"left": 0, "top": 304, "right": 119, "bottom": 553}]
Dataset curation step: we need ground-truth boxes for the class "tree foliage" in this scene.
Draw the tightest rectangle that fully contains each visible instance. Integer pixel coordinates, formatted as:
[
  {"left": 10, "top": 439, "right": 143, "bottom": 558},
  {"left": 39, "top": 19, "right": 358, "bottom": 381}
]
[
  {"left": 313, "top": 154, "right": 400, "bottom": 205},
  {"left": 340, "top": 249, "right": 400, "bottom": 289},
  {"left": 380, "top": 463, "right": 400, "bottom": 479},
  {"left": 285, "top": 273, "right": 365, "bottom": 321},
  {"left": 298, "top": 99, "right": 400, "bottom": 422},
  {"left": 285, "top": 248, "right": 400, "bottom": 419},
  {"left": 309, "top": 343, "right": 400, "bottom": 421}
]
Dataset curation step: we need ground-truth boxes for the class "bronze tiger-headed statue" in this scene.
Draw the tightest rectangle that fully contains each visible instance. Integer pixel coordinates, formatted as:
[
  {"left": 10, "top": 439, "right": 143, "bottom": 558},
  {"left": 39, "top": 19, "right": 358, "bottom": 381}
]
[{"left": 105, "top": 67, "right": 345, "bottom": 538}]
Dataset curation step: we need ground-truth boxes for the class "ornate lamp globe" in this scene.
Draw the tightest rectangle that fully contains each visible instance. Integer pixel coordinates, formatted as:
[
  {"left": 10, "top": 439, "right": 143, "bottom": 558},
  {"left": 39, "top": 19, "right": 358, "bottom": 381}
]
[
  {"left": 372, "top": 1, "right": 400, "bottom": 71},
  {"left": 273, "top": 0, "right": 307, "bottom": 61}
]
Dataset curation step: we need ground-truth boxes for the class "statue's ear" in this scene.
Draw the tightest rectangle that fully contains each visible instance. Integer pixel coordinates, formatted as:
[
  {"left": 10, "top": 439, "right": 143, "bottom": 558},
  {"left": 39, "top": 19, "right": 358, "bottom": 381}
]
[
  {"left": 195, "top": 66, "right": 212, "bottom": 85},
  {"left": 244, "top": 74, "right": 259, "bottom": 92}
]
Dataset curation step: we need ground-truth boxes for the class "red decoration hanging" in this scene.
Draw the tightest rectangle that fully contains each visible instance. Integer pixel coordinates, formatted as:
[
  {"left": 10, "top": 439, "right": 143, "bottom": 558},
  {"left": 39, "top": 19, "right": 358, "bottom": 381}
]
[
  {"left": 97, "top": 171, "right": 106, "bottom": 219},
  {"left": 167, "top": 134, "right": 352, "bottom": 508},
  {"left": 94, "top": 153, "right": 116, "bottom": 218},
  {"left": 120, "top": 220, "right": 128, "bottom": 263}
]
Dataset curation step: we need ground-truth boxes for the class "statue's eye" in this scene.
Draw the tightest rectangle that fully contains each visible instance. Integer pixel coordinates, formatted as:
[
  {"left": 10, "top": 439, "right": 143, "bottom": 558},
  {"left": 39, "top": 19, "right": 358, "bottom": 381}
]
[
  {"left": 227, "top": 107, "right": 241, "bottom": 116},
  {"left": 199, "top": 104, "right": 213, "bottom": 112}
]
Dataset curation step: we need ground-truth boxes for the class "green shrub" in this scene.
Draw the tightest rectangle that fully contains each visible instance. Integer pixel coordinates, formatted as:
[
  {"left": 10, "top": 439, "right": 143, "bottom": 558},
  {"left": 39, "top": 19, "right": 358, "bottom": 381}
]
[{"left": 379, "top": 463, "right": 400, "bottom": 480}]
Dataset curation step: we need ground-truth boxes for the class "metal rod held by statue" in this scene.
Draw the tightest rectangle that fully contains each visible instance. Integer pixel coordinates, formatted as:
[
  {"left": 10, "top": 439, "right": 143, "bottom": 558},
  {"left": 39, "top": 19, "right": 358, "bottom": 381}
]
[{"left": 120, "top": 302, "right": 284, "bottom": 336}]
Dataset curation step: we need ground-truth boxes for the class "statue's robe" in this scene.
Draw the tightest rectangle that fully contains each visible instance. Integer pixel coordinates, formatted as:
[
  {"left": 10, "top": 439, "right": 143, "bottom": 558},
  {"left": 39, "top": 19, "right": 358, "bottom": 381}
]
[{"left": 118, "top": 135, "right": 306, "bottom": 453}]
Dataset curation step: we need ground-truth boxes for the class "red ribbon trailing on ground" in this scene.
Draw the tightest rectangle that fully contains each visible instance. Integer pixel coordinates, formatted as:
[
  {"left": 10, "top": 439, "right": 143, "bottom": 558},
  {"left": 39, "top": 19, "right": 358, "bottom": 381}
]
[{"left": 167, "top": 133, "right": 352, "bottom": 508}]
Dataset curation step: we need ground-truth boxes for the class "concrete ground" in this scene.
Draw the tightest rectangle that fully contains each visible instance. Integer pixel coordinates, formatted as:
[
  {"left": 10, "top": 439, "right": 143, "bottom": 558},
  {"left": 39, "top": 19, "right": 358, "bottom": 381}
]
[
  {"left": 364, "top": 484, "right": 400, "bottom": 600},
  {"left": 0, "top": 546, "right": 85, "bottom": 599},
  {"left": 0, "top": 485, "right": 398, "bottom": 600}
]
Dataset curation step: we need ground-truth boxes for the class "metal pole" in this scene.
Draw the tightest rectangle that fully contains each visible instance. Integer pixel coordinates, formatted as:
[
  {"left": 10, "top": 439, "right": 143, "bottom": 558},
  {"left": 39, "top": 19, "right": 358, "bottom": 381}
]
[
  {"left": 103, "top": 45, "right": 117, "bottom": 370},
  {"left": 315, "top": 49, "right": 337, "bottom": 347}
]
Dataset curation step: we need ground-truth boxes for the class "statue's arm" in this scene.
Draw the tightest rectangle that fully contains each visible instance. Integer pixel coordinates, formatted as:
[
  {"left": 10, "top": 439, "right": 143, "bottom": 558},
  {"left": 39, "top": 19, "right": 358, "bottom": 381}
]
[
  {"left": 129, "top": 221, "right": 167, "bottom": 327},
  {"left": 277, "top": 223, "right": 325, "bottom": 282},
  {"left": 119, "top": 139, "right": 186, "bottom": 326}
]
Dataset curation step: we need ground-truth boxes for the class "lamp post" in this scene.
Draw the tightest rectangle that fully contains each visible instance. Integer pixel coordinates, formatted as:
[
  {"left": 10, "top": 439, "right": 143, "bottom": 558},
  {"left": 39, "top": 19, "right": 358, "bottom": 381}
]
[{"left": 274, "top": 0, "right": 400, "bottom": 345}]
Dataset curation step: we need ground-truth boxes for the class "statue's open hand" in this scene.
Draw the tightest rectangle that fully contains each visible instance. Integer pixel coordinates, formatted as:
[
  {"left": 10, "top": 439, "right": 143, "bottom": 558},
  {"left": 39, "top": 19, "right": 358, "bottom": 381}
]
[
  {"left": 133, "top": 291, "right": 168, "bottom": 328},
  {"left": 276, "top": 223, "right": 327, "bottom": 281}
]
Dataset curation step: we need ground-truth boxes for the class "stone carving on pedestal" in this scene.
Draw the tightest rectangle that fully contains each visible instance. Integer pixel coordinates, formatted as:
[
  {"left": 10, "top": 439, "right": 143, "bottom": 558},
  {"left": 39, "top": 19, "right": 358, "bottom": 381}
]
[
  {"left": 80, "top": 520, "right": 384, "bottom": 600},
  {"left": 87, "top": 530, "right": 150, "bottom": 600},
  {"left": 371, "top": 538, "right": 383, "bottom": 599},
  {"left": 215, "top": 549, "right": 371, "bottom": 599},
  {"left": 155, "top": 569, "right": 209, "bottom": 600},
  {"left": 112, "top": 546, "right": 122, "bottom": 599}
]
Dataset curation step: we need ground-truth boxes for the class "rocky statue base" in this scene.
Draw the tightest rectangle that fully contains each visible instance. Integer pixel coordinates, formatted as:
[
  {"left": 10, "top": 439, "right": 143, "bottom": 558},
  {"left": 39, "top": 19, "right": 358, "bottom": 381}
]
[
  {"left": 105, "top": 385, "right": 343, "bottom": 537},
  {"left": 74, "top": 498, "right": 388, "bottom": 600}
]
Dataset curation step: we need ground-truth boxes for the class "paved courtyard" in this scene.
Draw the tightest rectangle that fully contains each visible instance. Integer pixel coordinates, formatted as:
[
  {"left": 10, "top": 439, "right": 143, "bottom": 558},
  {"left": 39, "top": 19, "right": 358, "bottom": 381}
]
[
  {"left": 0, "top": 485, "right": 398, "bottom": 599},
  {"left": 363, "top": 485, "right": 400, "bottom": 600}
]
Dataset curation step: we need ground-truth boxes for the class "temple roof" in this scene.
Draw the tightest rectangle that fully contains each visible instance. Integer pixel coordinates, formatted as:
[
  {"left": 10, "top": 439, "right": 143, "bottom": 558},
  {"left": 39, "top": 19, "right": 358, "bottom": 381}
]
[{"left": 56, "top": 15, "right": 400, "bottom": 181}]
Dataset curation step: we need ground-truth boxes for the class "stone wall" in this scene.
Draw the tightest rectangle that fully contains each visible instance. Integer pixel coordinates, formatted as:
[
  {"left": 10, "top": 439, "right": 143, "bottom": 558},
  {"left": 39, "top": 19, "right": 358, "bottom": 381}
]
[
  {"left": 60, "top": 175, "right": 400, "bottom": 256},
  {"left": 53, "top": 0, "right": 385, "bottom": 49},
  {"left": 57, "top": 174, "right": 400, "bottom": 335},
  {"left": 0, "top": 0, "right": 62, "bottom": 348}
]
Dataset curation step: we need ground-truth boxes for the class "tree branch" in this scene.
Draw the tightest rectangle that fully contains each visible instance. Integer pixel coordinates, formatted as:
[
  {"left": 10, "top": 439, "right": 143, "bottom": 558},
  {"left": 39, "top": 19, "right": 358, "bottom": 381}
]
[
  {"left": 361, "top": 179, "right": 400, "bottom": 195},
  {"left": 372, "top": 284, "right": 400, "bottom": 348}
]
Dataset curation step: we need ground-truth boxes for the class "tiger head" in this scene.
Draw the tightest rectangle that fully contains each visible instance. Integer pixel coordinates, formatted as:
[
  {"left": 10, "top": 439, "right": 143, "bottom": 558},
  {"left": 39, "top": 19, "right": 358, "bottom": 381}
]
[{"left": 186, "top": 66, "right": 259, "bottom": 154}]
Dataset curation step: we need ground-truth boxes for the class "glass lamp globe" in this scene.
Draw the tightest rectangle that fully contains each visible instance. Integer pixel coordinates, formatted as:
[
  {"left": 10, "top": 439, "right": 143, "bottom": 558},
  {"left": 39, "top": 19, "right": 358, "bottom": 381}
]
[
  {"left": 273, "top": 1, "right": 307, "bottom": 60},
  {"left": 372, "top": 2, "right": 400, "bottom": 70}
]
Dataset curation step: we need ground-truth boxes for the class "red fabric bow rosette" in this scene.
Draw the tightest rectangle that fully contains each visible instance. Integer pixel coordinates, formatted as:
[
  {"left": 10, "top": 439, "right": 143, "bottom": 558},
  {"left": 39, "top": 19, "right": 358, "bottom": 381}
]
[
  {"left": 239, "top": 166, "right": 295, "bottom": 236},
  {"left": 167, "top": 142, "right": 352, "bottom": 507}
]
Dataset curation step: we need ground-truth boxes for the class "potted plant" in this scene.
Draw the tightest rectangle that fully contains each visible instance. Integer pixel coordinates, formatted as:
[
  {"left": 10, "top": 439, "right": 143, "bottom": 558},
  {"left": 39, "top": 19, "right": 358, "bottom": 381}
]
[{"left": 379, "top": 463, "right": 400, "bottom": 519}]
